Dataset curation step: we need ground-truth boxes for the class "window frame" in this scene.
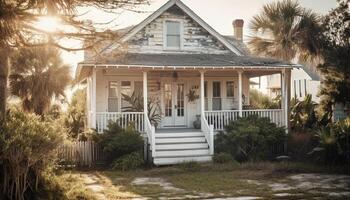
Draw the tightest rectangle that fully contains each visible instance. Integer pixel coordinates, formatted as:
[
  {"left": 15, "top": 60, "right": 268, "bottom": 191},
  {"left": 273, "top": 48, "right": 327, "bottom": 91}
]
[
  {"left": 108, "top": 81, "right": 119, "bottom": 112},
  {"left": 226, "top": 81, "right": 235, "bottom": 98},
  {"left": 163, "top": 19, "right": 183, "bottom": 50}
]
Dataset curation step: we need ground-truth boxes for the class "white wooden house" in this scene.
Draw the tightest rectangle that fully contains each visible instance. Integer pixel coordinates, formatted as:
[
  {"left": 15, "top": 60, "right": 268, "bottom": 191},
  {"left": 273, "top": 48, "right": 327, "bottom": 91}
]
[{"left": 76, "top": 0, "right": 296, "bottom": 165}]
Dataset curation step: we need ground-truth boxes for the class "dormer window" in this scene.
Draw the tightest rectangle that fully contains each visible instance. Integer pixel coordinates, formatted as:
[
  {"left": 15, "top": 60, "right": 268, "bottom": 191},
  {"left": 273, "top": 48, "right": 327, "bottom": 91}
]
[{"left": 165, "top": 21, "right": 182, "bottom": 49}]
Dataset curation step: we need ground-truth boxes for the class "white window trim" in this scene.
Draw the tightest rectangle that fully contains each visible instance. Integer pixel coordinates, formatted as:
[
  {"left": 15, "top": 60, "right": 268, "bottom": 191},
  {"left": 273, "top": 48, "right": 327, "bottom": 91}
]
[{"left": 163, "top": 19, "right": 184, "bottom": 50}]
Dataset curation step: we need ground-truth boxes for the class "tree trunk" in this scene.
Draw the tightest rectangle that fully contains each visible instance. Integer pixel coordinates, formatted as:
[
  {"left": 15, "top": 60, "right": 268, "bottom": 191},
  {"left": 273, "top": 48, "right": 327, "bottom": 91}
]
[{"left": 0, "top": 48, "right": 9, "bottom": 119}]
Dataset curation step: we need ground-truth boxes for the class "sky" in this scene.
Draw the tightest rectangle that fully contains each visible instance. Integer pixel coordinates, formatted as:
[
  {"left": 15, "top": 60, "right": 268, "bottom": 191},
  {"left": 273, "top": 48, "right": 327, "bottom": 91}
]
[{"left": 61, "top": 0, "right": 337, "bottom": 77}]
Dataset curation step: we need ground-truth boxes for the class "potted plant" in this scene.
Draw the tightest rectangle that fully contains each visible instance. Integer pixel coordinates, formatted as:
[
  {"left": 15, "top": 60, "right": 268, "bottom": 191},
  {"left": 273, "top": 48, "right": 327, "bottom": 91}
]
[{"left": 193, "top": 114, "right": 201, "bottom": 129}]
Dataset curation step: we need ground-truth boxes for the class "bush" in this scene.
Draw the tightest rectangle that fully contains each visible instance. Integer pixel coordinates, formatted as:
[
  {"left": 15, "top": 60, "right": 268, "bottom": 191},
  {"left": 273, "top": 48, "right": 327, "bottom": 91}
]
[
  {"left": 308, "top": 118, "right": 350, "bottom": 165},
  {"left": 0, "top": 109, "right": 64, "bottom": 200},
  {"left": 97, "top": 122, "right": 144, "bottom": 165},
  {"left": 213, "top": 153, "right": 235, "bottom": 164},
  {"left": 215, "top": 115, "right": 286, "bottom": 162},
  {"left": 112, "top": 152, "right": 144, "bottom": 171}
]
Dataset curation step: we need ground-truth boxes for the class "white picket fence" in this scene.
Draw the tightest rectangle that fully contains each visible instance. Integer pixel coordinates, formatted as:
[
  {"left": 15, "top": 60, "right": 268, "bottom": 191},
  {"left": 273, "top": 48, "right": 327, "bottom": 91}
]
[{"left": 57, "top": 141, "right": 103, "bottom": 167}]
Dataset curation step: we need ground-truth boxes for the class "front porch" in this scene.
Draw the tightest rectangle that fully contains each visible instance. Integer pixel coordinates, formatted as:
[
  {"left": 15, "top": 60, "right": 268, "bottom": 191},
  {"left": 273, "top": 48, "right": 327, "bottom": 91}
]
[{"left": 83, "top": 65, "right": 291, "bottom": 165}]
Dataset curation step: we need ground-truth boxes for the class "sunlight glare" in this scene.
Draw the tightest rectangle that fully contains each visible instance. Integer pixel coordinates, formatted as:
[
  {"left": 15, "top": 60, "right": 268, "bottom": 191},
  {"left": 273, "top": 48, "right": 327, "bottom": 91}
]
[{"left": 35, "top": 16, "right": 61, "bottom": 33}]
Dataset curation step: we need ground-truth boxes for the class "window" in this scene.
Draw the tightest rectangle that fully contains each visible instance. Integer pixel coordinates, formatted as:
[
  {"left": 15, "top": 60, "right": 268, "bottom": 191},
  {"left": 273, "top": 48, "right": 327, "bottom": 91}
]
[
  {"left": 166, "top": 21, "right": 181, "bottom": 48},
  {"left": 204, "top": 81, "right": 208, "bottom": 98},
  {"left": 108, "top": 82, "right": 119, "bottom": 112},
  {"left": 121, "top": 81, "right": 131, "bottom": 109},
  {"left": 134, "top": 81, "right": 143, "bottom": 97},
  {"left": 212, "top": 82, "right": 222, "bottom": 110},
  {"left": 164, "top": 84, "right": 172, "bottom": 117},
  {"left": 226, "top": 81, "right": 234, "bottom": 97}
]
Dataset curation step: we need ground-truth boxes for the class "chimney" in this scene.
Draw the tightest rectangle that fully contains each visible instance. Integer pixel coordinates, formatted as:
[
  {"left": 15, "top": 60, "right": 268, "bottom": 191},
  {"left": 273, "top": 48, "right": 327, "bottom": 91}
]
[{"left": 233, "top": 19, "right": 244, "bottom": 42}]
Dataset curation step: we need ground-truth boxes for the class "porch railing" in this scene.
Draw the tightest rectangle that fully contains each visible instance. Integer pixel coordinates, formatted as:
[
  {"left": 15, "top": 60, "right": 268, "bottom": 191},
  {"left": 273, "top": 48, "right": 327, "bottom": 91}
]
[
  {"left": 201, "top": 114, "right": 214, "bottom": 155},
  {"left": 205, "top": 109, "right": 284, "bottom": 131},
  {"left": 96, "top": 112, "right": 144, "bottom": 133}
]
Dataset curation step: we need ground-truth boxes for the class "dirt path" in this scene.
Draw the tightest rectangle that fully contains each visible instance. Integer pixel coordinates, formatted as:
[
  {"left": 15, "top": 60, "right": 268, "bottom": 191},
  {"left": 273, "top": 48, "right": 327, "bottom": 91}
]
[{"left": 81, "top": 173, "right": 108, "bottom": 200}]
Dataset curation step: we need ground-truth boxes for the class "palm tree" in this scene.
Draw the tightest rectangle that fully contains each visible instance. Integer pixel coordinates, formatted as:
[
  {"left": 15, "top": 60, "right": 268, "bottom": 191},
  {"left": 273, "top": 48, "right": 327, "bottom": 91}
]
[
  {"left": 10, "top": 47, "right": 71, "bottom": 116},
  {"left": 248, "top": 0, "right": 321, "bottom": 62}
]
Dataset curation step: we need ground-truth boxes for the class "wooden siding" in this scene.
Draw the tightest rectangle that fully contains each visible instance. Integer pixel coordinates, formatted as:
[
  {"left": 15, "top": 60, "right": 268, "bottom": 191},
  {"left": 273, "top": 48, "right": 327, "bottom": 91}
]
[{"left": 126, "top": 5, "right": 231, "bottom": 54}]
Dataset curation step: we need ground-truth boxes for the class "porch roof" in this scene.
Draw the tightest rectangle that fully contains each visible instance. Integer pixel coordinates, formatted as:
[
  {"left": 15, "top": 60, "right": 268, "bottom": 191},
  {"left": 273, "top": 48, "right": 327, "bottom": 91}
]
[
  {"left": 81, "top": 53, "right": 298, "bottom": 67},
  {"left": 76, "top": 53, "right": 300, "bottom": 82}
]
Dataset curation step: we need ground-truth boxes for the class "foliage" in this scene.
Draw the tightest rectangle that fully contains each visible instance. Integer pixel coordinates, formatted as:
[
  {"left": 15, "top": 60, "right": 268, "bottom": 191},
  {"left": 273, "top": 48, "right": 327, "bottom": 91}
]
[
  {"left": 318, "top": 0, "right": 350, "bottom": 113},
  {"left": 97, "top": 122, "right": 144, "bottom": 165},
  {"left": 112, "top": 152, "right": 144, "bottom": 171},
  {"left": 0, "top": 109, "right": 64, "bottom": 200},
  {"left": 249, "top": 89, "right": 280, "bottom": 109},
  {"left": 290, "top": 94, "right": 331, "bottom": 132},
  {"left": 122, "top": 92, "right": 161, "bottom": 126},
  {"left": 248, "top": 0, "right": 321, "bottom": 62},
  {"left": 308, "top": 118, "right": 350, "bottom": 164},
  {"left": 10, "top": 47, "right": 71, "bottom": 116},
  {"left": 213, "top": 153, "right": 235, "bottom": 164},
  {"left": 64, "top": 89, "right": 87, "bottom": 139},
  {"left": 215, "top": 115, "right": 286, "bottom": 161}
]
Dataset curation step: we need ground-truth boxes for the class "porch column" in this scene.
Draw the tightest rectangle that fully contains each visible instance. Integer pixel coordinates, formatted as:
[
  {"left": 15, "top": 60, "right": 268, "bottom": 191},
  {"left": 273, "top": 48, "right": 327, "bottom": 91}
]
[
  {"left": 281, "top": 69, "right": 291, "bottom": 132},
  {"left": 91, "top": 69, "right": 97, "bottom": 129},
  {"left": 143, "top": 71, "right": 148, "bottom": 117},
  {"left": 238, "top": 70, "right": 243, "bottom": 117},
  {"left": 200, "top": 70, "right": 205, "bottom": 116}
]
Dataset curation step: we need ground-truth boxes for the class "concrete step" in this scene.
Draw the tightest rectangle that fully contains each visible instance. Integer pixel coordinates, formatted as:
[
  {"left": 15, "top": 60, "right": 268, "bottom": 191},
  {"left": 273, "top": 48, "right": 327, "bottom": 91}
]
[
  {"left": 155, "top": 149, "right": 210, "bottom": 157},
  {"left": 156, "top": 137, "right": 206, "bottom": 144},
  {"left": 153, "top": 155, "right": 212, "bottom": 165},
  {"left": 155, "top": 143, "right": 208, "bottom": 150},
  {"left": 155, "top": 132, "right": 203, "bottom": 138}
]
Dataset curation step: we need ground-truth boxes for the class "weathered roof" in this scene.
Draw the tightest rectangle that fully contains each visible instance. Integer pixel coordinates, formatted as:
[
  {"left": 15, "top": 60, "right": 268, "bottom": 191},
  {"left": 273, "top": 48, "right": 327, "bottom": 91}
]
[
  {"left": 222, "top": 36, "right": 250, "bottom": 55},
  {"left": 80, "top": 53, "right": 294, "bottom": 67}
]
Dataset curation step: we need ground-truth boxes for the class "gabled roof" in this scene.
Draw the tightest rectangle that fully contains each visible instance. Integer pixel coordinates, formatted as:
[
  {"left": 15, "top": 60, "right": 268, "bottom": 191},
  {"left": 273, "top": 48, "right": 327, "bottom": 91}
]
[{"left": 101, "top": 0, "right": 244, "bottom": 55}]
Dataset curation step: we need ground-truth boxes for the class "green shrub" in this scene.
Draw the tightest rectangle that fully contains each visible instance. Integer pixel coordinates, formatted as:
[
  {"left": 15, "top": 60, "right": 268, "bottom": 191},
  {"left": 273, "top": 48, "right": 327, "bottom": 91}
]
[
  {"left": 178, "top": 161, "right": 201, "bottom": 171},
  {"left": 98, "top": 122, "right": 144, "bottom": 165},
  {"left": 0, "top": 109, "right": 64, "bottom": 200},
  {"left": 215, "top": 115, "right": 286, "bottom": 162},
  {"left": 213, "top": 153, "right": 235, "bottom": 164},
  {"left": 308, "top": 118, "right": 350, "bottom": 165},
  {"left": 112, "top": 152, "right": 144, "bottom": 171}
]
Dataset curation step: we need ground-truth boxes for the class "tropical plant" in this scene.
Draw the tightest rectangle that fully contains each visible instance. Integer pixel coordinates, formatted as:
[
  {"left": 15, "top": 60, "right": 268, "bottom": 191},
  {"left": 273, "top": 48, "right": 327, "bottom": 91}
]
[
  {"left": 0, "top": 109, "right": 64, "bottom": 200},
  {"left": 248, "top": 0, "right": 321, "bottom": 62},
  {"left": 64, "top": 89, "right": 87, "bottom": 139},
  {"left": 249, "top": 89, "right": 280, "bottom": 109},
  {"left": 122, "top": 92, "right": 161, "bottom": 126},
  {"left": 318, "top": 0, "right": 350, "bottom": 113},
  {"left": 215, "top": 115, "right": 286, "bottom": 161},
  {"left": 308, "top": 118, "right": 350, "bottom": 164},
  {"left": 10, "top": 47, "right": 71, "bottom": 116},
  {"left": 0, "top": 0, "right": 147, "bottom": 117},
  {"left": 290, "top": 94, "right": 331, "bottom": 132}
]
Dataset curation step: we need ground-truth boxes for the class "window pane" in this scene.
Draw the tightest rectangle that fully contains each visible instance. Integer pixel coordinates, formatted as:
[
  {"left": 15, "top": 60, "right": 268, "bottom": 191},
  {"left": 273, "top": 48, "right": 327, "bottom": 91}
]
[
  {"left": 134, "top": 81, "right": 143, "bottom": 97},
  {"left": 164, "top": 84, "right": 172, "bottom": 117},
  {"left": 167, "top": 35, "right": 180, "bottom": 47},
  {"left": 212, "top": 98, "right": 222, "bottom": 110},
  {"left": 204, "top": 81, "right": 207, "bottom": 97},
  {"left": 213, "top": 82, "right": 221, "bottom": 97},
  {"left": 226, "top": 81, "right": 234, "bottom": 97},
  {"left": 108, "top": 98, "right": 118, "bottom": 112},
  {"left": 109, "top": 82, "right": 118, "bottom": 97},
  {"left": 166, "top": 21, "right": 180, "bottom": 34},
  {"left": 121, "top": 81, "right": 131, "bottom": 109}
]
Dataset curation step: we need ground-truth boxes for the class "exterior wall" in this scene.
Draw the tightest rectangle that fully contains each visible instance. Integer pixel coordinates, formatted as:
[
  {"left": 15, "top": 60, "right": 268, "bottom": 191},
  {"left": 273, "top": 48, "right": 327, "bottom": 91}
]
[
  {"left": 93, "top": 69, "right": 250, "bottom": 128},
  {"left": 265, "top": 69, "right": 321, "bottom": 102},
  {"left": 126, "top": 5, "right": 230, "bottom": 54}
]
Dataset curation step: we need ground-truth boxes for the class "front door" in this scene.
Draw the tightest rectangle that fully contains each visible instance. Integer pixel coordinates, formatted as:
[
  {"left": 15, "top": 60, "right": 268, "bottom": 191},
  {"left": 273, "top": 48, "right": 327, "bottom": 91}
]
[{"left": 163, "top": 82, "right": 186, "bottom": 127}]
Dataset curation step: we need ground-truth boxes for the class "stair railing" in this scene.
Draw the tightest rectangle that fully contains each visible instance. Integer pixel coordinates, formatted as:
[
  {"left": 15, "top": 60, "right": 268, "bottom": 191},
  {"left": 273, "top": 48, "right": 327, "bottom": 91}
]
[
  {"left": 144, "top": 114, "right": 156, "bottom": 157},
  {"left": 201, "top": 113, "right": 214, "bottom": 155}
]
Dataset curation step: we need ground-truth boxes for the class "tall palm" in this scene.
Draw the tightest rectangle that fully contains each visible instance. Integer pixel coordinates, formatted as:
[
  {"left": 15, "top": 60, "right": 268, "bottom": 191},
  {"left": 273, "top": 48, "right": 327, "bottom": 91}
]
[
  {"left": 248, "top": 0, "right": 321, "bottom": 62},
  {"left": 10, "top": 47, "right": 71, "bottom": 116}
]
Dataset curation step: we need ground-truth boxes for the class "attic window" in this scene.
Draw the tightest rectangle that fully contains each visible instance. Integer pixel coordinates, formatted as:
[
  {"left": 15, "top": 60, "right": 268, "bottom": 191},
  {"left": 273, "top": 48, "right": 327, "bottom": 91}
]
[{"left": 165, "top": 21, "right": 181, "bottom": 49}]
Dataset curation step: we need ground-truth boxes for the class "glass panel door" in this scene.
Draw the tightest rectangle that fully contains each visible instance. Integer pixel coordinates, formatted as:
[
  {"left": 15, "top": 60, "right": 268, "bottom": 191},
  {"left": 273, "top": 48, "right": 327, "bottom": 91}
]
[{"left": 212, "top": 81, "right": 222, "bottom": 110}]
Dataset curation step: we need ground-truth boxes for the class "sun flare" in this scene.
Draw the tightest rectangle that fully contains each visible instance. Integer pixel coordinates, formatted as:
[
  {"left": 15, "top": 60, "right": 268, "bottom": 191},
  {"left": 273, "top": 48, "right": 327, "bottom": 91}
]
[{"left": 34, "top": 16, "right": 61, "bottom": 33}]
